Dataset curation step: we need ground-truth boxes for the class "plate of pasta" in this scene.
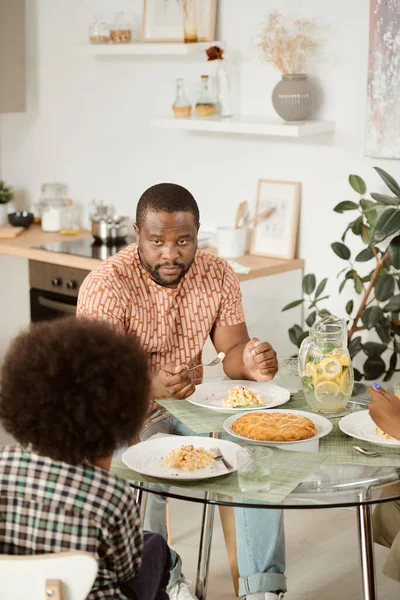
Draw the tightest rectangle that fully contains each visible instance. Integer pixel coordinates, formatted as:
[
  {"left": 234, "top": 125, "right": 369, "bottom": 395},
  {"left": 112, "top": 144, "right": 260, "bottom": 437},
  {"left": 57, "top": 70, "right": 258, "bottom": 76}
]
[
  {"left": 339, "top": 410, "right": 400, "bottom": 448},
  {"left": 122, "top": 436, "right": 239, "bottom": 480},
  {"left": 187, "top": 380, "right": 290, "bottom": 412}
]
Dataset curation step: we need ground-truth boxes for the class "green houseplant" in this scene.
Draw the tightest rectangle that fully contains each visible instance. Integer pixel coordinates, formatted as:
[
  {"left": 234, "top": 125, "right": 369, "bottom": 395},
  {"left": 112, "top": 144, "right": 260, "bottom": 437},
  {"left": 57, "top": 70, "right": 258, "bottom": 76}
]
[
  {"left": 283, "top": 166, "right": 400, "bottom": 382},
  {"left": 0, "top": 180, "right": 13, "bottom": 225}
]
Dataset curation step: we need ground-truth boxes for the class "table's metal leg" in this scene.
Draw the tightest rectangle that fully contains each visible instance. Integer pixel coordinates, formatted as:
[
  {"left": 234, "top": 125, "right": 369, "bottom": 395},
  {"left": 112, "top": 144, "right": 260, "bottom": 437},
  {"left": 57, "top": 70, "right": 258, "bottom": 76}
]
[
  {"left": 195, "top": 492, "right": 216, "bottom": 600},
  {"left": 132, "top": 482, "right": 148, "bottom": 521},
  {"left": 356, "top": 502, "right": 377, "bottom": 600}
]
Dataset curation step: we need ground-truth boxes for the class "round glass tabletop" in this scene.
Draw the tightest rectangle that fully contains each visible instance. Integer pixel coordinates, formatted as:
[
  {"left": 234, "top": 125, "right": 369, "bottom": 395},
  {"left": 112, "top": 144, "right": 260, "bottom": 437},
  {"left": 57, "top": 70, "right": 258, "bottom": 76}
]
[{"left": 112, "top": 413, "right": 400, "bottom": 510}]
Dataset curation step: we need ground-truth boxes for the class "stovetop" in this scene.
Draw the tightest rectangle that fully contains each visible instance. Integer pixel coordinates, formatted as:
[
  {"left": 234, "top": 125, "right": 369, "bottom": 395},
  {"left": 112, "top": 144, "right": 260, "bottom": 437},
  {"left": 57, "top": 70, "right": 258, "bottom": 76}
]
[{"left": 35, "top": 236, "right": 136, "bottom": 261}]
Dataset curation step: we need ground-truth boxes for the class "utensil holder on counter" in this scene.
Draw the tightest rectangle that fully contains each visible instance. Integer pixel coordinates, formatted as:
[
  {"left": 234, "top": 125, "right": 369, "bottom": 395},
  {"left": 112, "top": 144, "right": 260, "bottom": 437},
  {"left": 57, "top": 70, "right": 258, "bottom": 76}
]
[{"left": 217, "top": 227, "right": 246, "bottom": 258}]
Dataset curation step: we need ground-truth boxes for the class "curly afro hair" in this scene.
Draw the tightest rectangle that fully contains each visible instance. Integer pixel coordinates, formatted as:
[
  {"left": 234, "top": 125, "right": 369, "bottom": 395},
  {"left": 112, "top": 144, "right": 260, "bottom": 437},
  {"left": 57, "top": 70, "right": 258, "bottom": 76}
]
[{"left": 0, "top": 317, "right": 150, "bottom": 465}]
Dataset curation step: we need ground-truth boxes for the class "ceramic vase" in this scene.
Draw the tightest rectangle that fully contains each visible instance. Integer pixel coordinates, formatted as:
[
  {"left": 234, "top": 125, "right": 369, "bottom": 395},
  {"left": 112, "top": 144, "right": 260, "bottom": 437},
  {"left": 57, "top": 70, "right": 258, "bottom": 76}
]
[{"left": 272, "top": 74, "right": 313, "bottom": 121}]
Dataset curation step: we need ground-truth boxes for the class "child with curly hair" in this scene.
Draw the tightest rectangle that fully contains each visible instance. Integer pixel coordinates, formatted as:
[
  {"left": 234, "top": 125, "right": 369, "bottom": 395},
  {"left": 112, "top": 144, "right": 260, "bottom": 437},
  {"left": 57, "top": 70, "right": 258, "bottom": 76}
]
[{"left": 0, "top": 317, "right": 171, "bottom": 600}]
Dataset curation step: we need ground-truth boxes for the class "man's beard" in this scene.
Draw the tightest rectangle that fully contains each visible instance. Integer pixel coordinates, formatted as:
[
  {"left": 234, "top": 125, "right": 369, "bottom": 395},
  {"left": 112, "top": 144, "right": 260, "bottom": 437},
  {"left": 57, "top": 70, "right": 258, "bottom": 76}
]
[{"left": 138, "top": 248, "right": 196, "bottom": 286}]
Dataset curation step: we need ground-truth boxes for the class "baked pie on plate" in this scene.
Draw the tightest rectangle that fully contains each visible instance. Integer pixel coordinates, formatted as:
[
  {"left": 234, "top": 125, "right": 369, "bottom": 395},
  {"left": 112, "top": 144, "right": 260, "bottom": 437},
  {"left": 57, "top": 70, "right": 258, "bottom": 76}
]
[{"left": 224, "top": 409, "right": 332, "bottom": 445}]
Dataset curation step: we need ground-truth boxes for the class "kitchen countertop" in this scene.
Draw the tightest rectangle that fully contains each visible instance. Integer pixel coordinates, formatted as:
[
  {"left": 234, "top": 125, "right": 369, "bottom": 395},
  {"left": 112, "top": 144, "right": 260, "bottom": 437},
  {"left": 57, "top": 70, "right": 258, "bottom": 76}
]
[{"left": 0, "top": 225, "right": 304, "bottom": 281}]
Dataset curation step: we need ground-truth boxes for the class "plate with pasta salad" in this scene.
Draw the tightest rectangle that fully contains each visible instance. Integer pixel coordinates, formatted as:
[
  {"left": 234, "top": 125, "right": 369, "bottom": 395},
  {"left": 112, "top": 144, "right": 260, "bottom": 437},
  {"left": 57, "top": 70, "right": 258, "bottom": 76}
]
[
  {"left": 339, "top": 410, "right": 400, "bottom": 448},
  {"left": 122, "top": 436, "right": 239, "bottom": 480},
  {"left": 187, "top": 380, "right": 290, "bottom": 412}
]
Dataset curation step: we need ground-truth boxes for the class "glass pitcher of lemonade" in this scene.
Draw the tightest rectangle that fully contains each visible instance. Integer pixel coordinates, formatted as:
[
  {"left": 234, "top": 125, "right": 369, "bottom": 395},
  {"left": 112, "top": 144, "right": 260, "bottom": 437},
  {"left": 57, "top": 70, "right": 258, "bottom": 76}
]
[{"left": 298, "top": 315, "right": 354, "bottom": 414}]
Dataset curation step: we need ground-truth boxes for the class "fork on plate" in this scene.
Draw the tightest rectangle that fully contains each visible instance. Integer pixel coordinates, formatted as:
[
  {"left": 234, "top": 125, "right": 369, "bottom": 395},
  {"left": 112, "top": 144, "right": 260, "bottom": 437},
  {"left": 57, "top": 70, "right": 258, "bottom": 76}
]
[{"left": 210, "top": 446, "right": 234, "bottom": 470}]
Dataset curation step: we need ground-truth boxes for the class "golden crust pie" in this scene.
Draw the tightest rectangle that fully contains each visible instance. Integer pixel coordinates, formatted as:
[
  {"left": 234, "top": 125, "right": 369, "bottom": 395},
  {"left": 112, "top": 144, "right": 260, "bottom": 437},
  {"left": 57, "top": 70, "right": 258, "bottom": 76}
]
[{"left": 232, "top": 412, "right": 317, "bottom": 442}]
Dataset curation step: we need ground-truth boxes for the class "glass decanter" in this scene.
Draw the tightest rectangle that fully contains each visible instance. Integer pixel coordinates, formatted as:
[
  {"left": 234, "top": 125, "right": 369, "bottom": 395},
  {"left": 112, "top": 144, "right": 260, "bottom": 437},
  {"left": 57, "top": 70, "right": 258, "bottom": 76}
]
[
  {"left": 89, "top": 14, "right": 110, "bottom": 44},
  {"left": 172, "top": 78, "right": 191, "bottom": 118},
  {"left": 195, "top": 75, "right": 215, "bottom": 117},
  {"left": 298, "top": 315, "right": 354, "bottom": 415}
]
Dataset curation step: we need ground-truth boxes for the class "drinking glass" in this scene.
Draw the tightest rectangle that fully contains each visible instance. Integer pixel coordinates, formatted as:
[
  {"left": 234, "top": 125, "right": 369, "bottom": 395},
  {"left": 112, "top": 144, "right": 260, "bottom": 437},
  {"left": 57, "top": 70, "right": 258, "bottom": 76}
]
[
  {"left": 237, "top": 446, "right": 273, "bottom": 493},
  {"left": 278, "top": 357, "right": 301, "bottom": 391}
]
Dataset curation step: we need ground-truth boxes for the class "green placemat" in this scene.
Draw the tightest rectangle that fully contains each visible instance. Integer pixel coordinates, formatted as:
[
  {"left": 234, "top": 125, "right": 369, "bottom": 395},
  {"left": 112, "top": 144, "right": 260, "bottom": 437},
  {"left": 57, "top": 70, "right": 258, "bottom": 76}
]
[
  {"left": 157, "top": 392, "right": 400, "bottom": 467},
  {"left": 111, "top": 434, "right": 327, "bottom": 504}
]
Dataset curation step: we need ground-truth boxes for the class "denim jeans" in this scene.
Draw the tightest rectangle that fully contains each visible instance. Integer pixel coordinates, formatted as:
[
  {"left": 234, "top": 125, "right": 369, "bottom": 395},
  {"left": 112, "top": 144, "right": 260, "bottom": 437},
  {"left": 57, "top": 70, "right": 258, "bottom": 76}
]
[{"left": 143, "top": 417, "right": 286, "bottom": 595}]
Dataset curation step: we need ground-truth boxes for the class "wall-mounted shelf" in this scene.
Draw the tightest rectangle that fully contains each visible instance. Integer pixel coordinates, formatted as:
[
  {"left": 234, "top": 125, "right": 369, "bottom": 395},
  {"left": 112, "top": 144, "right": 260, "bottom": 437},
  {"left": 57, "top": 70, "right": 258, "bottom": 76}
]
[
  {"left": 151, "top": 115, "right": 336, "bottom": 138},
  {"left": 88, "top": 41, "right": 223, "bottom": 56}
]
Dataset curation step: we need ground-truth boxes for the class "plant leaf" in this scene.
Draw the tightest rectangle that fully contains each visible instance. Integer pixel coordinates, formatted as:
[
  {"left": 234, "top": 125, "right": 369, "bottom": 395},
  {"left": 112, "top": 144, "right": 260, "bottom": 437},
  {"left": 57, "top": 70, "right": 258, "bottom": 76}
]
[
  {"left": 289, "top": 324, "right": 303, "bottom": 346},
  {"left": 339, "top": 279, "right": 347, "bottom": 293},
  {"left": 302, "top": 274, "right": 316, "bottom": 295},
  {"left": 351, "top": 216, "right": 363, "bottom": 235},
  {"left": 361, "top": 306, "right": 384, "bottom": 329},
  {"left": 388, "top": 235, "right": 400, "bottom": 269},
  {"left": 349, "top": 174, "right": 367, "bottom": 195},
  {"left": 315, "top": 278, "right": 328, "bottom": 298},
  {"left": 370, "top": 192, "right": 399, "bottom": 206},
  {"left": 374, "top": 166, "right": 400, "bottom": 197},
  {"left": 372, "top": 208, "right": 400, "bottom": 243},
  {"left": 383, "top": 352, "right": 398, "bottom": 382},
  {"left": 346, "top": 300, "right": 354, "bottom": 315},
  {"left": 353, "top": 368, "right": 363, "bottom": 382},
  {"left": 354, "top": 276, "right": 363, "bottom": 294},
  {"left": 282, "top": 299, "right": 304, "bottom": 312},
  {"left": 383, "top": 294, "right": 400, "bottom": 313},
  {"left": 363, "top": 356, "right": 386, "bottom": 380},
  {"left": 331, "top": 241, "right": 351, "bottom": 260},
  {"left": 349, "top": 336, "right": 363, "bottom": 359},
  {"left": 318, "top": 309, "right": 331, "bottom": 318},
  {"left": 355, "top": 247, "right": 374, "bottom": 262},
  {"left": 306, "top": 311, "right": 317, "bottom": 327},
  {"left": 376, "top": 319, "right": 391, "bottom": 343},
  {"left": 361, "top": 225, "right": 373, "bottom": 244},
  {"left": 374, "top": 274, "right": 395, "bottom": 302},
  {"left": 362, "top": 341, "right": 388, "bottom": 357},
  {"left": 333, "top": 201, "right": 359, "bottom": 213}
]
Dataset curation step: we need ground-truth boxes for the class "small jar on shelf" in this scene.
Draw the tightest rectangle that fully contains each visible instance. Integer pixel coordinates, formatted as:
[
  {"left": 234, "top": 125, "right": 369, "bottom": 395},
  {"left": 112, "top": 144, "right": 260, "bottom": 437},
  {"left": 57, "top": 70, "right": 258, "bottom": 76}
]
[
  {"left": 172, "top": 78, "right": 191, "bottom": 118},
  {"left": 89, "top": 14, "right": 110, "bottom": 44},
  {"left": 195, "top": 75, "right": 215, "bottom": 117},
  {"left": 110, "top": 12, "right": 132, "bottom": 43},
  {"left": 60, "top": 199, "right": 80, "bottom": 235}
]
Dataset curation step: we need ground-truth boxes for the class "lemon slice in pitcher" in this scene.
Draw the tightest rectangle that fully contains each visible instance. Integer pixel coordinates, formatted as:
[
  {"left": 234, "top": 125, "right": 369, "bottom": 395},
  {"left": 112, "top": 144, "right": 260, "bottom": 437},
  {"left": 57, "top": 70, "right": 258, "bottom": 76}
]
[
  {"left": 318, "top": 357, "right": 341, "bottom": 380},
  {"left": 315, "top": 380, "right": 340, "bottom": 400},
  {"left": 340, "top": 369, "right": 352, "bottom": 395},
  {"left": 305, "top": 362, "right": 317, "bottom": 380}
]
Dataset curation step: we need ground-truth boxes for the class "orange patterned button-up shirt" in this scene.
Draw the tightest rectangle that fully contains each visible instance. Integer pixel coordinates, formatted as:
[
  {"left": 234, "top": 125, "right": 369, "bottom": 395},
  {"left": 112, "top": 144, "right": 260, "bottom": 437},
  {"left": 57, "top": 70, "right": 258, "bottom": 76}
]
[{"left": 77, "top": 244, "right": 245, "bottom": 375}]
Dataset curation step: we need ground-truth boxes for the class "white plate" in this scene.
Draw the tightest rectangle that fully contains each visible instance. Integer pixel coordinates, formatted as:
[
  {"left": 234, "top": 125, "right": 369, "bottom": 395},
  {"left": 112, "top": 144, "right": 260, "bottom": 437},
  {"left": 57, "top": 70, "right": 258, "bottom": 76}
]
[
  {"left": 187, "top": 380, "right": 290, "bottom": 412},
  {"left": 223, "top": 409, "right": 333, "bottom": 445},
  {"left": 339, "top": 410, "right": 400, "bottom": 448},
  {"left": 122, "top": 436, "right": 239, "bottom": 481}
]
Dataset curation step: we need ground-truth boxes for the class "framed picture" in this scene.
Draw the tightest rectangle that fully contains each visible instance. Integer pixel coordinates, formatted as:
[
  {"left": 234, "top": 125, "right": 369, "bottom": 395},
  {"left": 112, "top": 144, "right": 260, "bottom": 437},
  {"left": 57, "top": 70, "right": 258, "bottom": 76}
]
[
  {"left": 141, "top": 0, "right": 217, "bottom": 43},
  {"left": 250, "top": 179, "right": 301, "bottom": 260}
]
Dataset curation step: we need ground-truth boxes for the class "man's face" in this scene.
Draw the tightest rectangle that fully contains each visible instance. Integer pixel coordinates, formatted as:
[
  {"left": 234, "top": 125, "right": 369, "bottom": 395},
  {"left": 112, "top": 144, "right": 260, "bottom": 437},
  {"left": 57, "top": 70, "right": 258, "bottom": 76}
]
[{"left": 134, "top": 211, "right": 199, "bottom": 287}]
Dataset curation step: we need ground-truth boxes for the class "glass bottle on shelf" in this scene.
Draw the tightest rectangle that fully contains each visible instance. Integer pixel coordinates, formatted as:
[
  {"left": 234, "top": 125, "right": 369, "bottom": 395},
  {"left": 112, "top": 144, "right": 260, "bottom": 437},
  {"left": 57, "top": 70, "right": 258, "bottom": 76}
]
[
  {"left": 60, "top": 199, "right": 80, "bottom": 235},
  {"left": 195, "top": 75, "right": 215, "bottom": 117},
  {"left": 110, "top": 11, "right": 132, "bottom": 43},
  {"left": 39, "top": 183, "right": 66, "bottom": 232},
  {"left": 172, "top": 78, "right": 191, "bottom": 118},
  {"left": 182, "top": 0, "right": 198, "bottom": 43},
  {"left": 89, "top": 14, "right": 110, "bottom": 44}
]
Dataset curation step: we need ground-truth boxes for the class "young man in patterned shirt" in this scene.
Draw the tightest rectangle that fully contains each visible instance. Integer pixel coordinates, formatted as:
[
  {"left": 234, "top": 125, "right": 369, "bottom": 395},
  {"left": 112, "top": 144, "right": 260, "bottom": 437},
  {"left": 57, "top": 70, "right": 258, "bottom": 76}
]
[
  {"left": 78, "top": 183, "right": 286, "bottom": 600},
  {"left": 0, "top": 317, "right": 171, "bottom": 600}
]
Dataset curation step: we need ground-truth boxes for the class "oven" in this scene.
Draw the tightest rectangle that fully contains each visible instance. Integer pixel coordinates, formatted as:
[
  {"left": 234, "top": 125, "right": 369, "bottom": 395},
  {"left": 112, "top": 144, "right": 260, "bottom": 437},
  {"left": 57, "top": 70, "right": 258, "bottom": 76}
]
[{"left": 29, "top": 260, "right": 90, "bottom": 322}]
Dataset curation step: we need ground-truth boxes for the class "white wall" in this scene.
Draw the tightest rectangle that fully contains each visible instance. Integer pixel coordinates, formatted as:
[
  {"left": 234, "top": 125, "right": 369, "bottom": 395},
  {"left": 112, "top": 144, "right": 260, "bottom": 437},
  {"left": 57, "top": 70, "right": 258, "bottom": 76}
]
[{"left": 0, "top": 0, "right": 398, "bottom": 323}]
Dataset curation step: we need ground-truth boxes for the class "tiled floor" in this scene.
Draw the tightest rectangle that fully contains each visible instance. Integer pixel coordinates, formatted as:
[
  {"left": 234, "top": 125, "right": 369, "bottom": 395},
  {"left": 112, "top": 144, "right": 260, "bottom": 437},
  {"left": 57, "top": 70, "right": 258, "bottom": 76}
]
[{"left": 169, "top": 498, "right": 399, "bottom": 599}]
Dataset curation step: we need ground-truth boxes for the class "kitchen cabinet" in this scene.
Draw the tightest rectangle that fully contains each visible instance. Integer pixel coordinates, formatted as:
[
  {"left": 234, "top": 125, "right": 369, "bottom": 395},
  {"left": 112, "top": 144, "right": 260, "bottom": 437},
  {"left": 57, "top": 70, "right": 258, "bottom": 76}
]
[{"left": 0, "top": 0, "right": 26, "bottom": 113}]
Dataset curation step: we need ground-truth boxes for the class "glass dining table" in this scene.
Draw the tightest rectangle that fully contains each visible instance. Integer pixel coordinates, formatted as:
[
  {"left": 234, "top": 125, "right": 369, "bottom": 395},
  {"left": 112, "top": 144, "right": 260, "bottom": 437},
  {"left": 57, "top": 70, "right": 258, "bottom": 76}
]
[{"left": 112, "top": 412, "right": 400, "bottom": 600}]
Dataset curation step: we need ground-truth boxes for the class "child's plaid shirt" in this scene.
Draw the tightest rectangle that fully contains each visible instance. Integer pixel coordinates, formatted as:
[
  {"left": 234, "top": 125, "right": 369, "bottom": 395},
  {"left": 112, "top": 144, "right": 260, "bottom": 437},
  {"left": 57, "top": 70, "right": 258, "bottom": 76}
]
[{"left": 0, "top": 445, "right": 143, "bottom": 599}]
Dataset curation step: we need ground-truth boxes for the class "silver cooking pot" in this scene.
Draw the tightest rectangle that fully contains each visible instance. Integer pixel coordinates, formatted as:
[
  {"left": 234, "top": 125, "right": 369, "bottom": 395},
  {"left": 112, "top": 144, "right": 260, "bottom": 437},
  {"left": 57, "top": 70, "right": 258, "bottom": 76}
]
[{"left": 91, "top": 217, "right": 130, "bottom": 243}]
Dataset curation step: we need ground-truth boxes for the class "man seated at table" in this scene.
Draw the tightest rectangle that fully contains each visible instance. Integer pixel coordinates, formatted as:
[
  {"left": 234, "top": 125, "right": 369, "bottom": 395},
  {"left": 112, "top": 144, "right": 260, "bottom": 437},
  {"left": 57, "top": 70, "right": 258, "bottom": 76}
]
[
  {"left": 368, "top": 383, "right": 400, "bottom": 583},
  {"left": 0, "top": 317, "right": 173, "bottom": 600},
  {"left": 77, "top": 183, "right": 286, "bottom": 600}
]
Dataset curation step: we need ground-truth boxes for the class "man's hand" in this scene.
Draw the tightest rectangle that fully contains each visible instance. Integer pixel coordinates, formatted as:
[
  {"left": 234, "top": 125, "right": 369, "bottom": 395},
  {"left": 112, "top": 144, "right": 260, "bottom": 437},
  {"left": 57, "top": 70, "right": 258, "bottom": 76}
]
[
  {"left": 151, "top": 363, "right": 195, "bottom": 400},
  {"left": 242, "top": 338, "right": 278, "bottom": 381},
  {"left": 368, "top": 384, "right": 400, "bottom": 440}
]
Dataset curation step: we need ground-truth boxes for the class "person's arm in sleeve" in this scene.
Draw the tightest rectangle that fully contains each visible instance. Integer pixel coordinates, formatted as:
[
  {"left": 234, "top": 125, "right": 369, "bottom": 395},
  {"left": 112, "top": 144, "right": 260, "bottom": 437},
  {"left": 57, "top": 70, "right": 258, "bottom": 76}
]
[
  {"left": 211, "top": 263, "right": 278, "bottom": 381},
  {"left": 77, "top": 274, "right": 126, "bottom": 333}
]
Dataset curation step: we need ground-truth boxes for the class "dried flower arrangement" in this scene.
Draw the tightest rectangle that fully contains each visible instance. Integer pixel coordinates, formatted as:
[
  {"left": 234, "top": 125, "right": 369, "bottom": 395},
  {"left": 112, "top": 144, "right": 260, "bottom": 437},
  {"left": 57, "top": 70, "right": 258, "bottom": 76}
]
[
  {"left": 206, "top": 45, "right": 224, "bottom": 61},
  {"left": 257, "top": 11, "right": 318, "bottom": 75}
]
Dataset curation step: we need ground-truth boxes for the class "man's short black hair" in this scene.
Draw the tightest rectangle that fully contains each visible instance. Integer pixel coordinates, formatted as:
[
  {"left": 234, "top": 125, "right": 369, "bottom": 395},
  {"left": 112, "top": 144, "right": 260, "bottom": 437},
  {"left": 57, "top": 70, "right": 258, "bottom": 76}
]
[
  {"left": 136, "top": 183, "right": 200, "bottom": 228},
  {"left": 0, "top": 317, "right": 150, "bottom": 465}
]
